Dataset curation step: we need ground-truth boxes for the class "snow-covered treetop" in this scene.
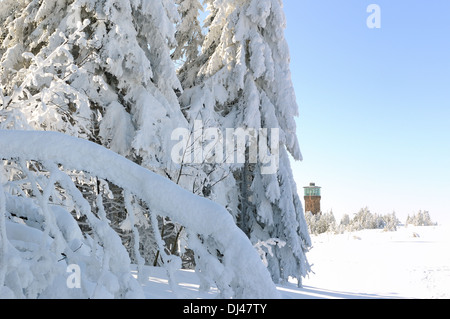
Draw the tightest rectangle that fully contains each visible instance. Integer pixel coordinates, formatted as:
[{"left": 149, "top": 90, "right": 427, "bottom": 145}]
[
  {"left": 0, "top": 0, "right": 188, "bottom": 172},
  {"left": 181, "top": 0, "right": 301, "bottom": 160}
]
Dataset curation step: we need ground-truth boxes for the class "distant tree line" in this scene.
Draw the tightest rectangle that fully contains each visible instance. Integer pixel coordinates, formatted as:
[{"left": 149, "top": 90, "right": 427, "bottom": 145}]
[{"left": 306, "top": 208, "right": 436, "bottom": 236}]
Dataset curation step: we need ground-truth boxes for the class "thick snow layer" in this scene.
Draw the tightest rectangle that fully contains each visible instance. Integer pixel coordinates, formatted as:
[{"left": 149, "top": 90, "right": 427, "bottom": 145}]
[
  {"left": 134, "top": 225, "right": 450, "bottom": 299},
  {"left": 0, "top": 130, "right": 279, "bottom": 299},
  {"left": 300, "top": 225, "right": 450, "bottom": 299}
]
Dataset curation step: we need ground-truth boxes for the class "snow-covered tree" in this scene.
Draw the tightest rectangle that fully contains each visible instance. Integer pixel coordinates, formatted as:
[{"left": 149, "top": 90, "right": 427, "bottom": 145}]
[
  {"left": 179, "top": 0, "right": 311, "bottom": 285},
  {"left": 382, "top": 211, "right": 400, "bottom": 232},
  {"left": 350, "top": 207, "right": 379, "bottom": 231},
  {"left": 1, "top": 0, "right": 312, "bottom": 295},
  {"left": 0, "top": 0, "right": 192, "bottom": 264},
  {"left": 0, "top": 0, "right": 187, "bottom": 173},
  {"left": 348, "top": 208, "right": 401, "bottom": 232},
  {"left": 172, "top": 0, "right": 205, "bottom": 89},
  {"left": 406, "top": 210, "right": 436, "bottom": 227},
  {"left": 306, "top": 210, "right": 337, "bottom": 235}
]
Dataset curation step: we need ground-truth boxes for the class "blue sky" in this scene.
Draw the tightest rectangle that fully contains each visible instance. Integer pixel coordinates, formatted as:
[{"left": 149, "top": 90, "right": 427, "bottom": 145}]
[{"left": 284, "top": 1, "right": 450, "bottom": 223}]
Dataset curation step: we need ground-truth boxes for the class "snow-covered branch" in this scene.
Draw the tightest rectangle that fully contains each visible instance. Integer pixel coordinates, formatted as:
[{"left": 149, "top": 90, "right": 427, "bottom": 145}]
[{"left": 0, "top": 130, "right": 279, "bottom": 298}]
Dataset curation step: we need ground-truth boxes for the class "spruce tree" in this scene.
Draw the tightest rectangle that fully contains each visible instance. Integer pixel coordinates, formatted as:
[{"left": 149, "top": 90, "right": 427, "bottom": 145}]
[
  {"left": 0, "top": 0, "right": 191, "bottom": 266},
  {"left": 0, "top": 0, "right": 187, "bottom": 173},
  {"left": 1, "top": 0, "right": 312, "bottom": 287},
  {"left": 179, "top": 0, "right": 311, "bottom": 285},
  {"left": 172, "top": 0, "right": 205, "bottom": 89}
]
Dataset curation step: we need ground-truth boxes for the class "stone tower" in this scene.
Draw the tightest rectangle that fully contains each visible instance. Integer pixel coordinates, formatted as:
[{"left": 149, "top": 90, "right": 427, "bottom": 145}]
[{"left": 304, "top": 183, "right": 321, "bottom": 215}]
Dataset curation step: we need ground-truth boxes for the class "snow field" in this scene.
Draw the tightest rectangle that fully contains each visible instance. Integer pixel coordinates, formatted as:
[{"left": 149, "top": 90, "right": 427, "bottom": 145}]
[
  {"left": 135, "top": 225, "right": 450, "bottom": 299},
  {"left": 300, "top": 225, "right": 450, "bottom": 299}
]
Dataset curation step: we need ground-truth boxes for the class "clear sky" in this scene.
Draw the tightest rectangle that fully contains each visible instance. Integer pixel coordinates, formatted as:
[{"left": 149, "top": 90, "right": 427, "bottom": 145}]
[{"left": 284, "top": 0, "right": 450, "bottom": 224}]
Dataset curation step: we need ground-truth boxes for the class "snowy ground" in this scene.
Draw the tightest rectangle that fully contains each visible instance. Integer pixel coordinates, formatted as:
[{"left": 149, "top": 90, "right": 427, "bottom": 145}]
[{"left": 133, "top": 225, "right": 450, "bottom": 299}]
